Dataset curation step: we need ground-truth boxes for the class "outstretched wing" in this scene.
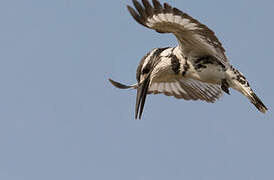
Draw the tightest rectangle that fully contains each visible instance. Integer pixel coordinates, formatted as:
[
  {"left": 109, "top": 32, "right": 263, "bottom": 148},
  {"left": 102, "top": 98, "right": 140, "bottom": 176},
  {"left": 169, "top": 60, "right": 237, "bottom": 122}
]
[
  {"left": 127, "top": 0, "right": 229, "bottom": 66},
  {"left": 148, "top": 79, "right": 222, "bottom": 102}
]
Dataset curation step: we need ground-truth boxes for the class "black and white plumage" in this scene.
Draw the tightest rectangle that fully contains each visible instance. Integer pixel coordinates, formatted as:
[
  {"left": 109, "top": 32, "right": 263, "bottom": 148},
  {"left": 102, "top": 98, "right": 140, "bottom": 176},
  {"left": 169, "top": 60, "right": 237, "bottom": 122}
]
[{"left": 109, "top": 0, "right": 268, "bottom": 119}]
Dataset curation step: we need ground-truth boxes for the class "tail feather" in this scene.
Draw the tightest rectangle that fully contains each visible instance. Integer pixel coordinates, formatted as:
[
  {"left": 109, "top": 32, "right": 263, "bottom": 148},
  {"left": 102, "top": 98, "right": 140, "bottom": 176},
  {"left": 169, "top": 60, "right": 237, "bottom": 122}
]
[
  {"left": 226, "top": 66, "right": 268, "bottom": 114},
  {"left": 240, "top": 85, "right": 268, "bottom": 113},
  {"left": 249, "top": 92, "right": 268, "bottom": 113}
]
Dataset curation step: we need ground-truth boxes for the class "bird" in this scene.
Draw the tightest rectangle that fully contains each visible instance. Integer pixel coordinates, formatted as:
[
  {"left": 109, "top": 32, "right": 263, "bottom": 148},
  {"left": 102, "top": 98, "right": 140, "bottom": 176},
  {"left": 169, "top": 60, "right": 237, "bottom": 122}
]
[{"left": 109, "top": 0, "right": 268, "bottom": 119}]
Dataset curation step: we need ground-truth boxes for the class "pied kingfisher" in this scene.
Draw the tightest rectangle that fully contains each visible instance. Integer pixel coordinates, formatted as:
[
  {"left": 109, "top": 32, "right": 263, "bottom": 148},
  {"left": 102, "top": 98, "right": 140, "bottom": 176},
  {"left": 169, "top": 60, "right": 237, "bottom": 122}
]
[{"left": 109, "top": 0, "right": 268, "bottom": 119}]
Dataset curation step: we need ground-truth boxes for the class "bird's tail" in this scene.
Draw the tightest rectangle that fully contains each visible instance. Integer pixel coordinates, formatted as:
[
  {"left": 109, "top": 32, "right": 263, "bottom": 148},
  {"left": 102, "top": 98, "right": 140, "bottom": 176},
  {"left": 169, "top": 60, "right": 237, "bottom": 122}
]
[
  {"left": 235, "top": 82, "right": 268, "bottom": 113},
  {"left": 247, "top": 91, "right": 268, "bottom": 113},
  {"left": 226, "top": 66, "right": 268, "bottom": 113}
]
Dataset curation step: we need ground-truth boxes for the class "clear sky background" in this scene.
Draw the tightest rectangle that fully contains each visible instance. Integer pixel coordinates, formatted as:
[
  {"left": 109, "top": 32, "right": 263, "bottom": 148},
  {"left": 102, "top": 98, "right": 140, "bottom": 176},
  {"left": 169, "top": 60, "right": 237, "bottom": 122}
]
[{"left": 0, "top": 0, "right": 273, "bottom": 179}]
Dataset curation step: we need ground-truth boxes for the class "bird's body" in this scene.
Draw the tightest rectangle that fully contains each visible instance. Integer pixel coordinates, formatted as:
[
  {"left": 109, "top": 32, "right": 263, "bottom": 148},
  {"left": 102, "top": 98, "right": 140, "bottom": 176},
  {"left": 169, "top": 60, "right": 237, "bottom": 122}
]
[
  {"left": 109, "top": 0, "right": 267, "bottom": 119},
  {"left": 138, "top": 47, "right": 224, "bottom": 85}
]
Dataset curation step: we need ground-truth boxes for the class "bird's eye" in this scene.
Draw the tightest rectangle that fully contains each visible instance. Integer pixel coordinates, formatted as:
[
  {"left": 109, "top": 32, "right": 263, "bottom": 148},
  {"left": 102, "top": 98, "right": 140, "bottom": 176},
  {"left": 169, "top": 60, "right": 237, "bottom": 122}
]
[{"left": 142, "top": 67, "right": 150, "bottom": 74}]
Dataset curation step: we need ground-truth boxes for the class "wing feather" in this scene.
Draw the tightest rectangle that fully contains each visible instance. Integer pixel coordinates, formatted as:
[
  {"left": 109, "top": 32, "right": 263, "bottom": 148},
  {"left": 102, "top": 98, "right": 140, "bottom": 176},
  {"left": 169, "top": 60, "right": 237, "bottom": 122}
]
[
  {"left": 148, "top": 79, "right": 222, "bottom": 102},
  {"left": 127, "top": 0, "right": 228, "bottom": 65}
]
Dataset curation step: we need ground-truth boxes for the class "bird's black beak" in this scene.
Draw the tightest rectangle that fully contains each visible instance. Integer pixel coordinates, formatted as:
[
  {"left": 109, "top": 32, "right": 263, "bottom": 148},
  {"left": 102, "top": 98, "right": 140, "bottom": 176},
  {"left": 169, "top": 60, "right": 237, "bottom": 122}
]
[{"left": 135, "top": 76, "right": 150, "bottom": 119}]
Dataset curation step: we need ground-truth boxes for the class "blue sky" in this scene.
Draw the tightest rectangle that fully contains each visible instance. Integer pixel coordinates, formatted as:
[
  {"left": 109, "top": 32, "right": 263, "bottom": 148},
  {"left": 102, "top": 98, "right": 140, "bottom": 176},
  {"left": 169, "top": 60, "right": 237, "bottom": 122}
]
[{"left": 0, "top": 0, "right": 273, "bottom": 179}]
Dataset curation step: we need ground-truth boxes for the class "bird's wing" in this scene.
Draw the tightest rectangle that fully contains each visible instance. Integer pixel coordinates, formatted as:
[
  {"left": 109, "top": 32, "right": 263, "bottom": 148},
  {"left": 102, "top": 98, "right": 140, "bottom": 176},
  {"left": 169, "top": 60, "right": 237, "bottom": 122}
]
[
  {"left": 127, "top": 0, "right": 228, "bottom": 66},
  {"left": 148, "top": 79, "right": 222, "bottom": 102}
]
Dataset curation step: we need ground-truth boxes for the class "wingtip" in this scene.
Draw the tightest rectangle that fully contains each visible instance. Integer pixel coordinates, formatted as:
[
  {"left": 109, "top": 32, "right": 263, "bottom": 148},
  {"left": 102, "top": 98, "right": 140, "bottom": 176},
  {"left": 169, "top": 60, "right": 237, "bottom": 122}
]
[
  {"left": 126, "top": 4, "right": 132, "bottom": 11},
  {"left": 108, "top": 78, "right": 132, "bottom": 89},
  {"left": 127, "top": 5, "right": 148, "bottom": 27}
]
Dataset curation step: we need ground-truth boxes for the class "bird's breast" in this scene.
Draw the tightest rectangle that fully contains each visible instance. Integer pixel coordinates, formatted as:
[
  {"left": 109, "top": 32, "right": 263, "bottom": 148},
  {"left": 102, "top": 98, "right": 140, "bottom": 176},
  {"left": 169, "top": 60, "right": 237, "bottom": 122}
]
[
  {"left": 189, "top": 63, "right": 225, "bottom": 84},
  {"left": 150, "top": 56, "right": 181, "bottom": 83}
]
